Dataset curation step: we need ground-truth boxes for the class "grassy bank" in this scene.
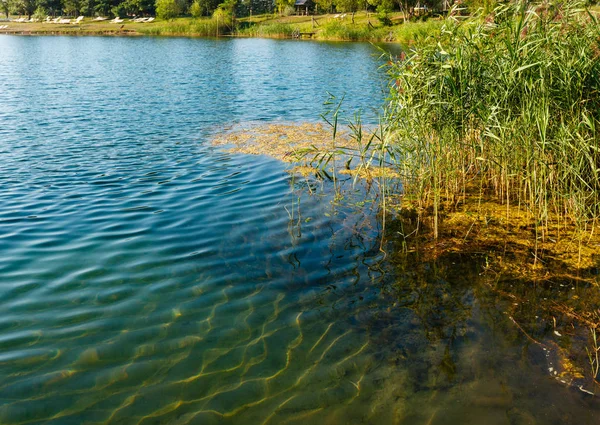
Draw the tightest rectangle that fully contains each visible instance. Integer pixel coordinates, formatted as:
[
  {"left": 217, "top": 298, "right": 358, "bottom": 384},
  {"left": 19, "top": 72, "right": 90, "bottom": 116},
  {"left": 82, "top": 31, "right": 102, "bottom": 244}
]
[
  {"left": 136, "top": 17, "right": 225, "bottom": 36},
  {"left": 0, "top": 12, "right": 441, "bottom": 42},
  {"left": 237, "top": 11, "right": 442, "bottom": 42},
  {"left": 0, "top": 16, "right": 228, "bottom": 37}
]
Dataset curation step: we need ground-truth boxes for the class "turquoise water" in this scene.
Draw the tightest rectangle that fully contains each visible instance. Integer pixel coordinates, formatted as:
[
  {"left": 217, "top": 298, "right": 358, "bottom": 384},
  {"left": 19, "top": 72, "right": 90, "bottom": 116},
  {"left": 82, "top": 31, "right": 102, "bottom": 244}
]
[{"left": 0, "top": 35, "right": 599, "bottom": 424}]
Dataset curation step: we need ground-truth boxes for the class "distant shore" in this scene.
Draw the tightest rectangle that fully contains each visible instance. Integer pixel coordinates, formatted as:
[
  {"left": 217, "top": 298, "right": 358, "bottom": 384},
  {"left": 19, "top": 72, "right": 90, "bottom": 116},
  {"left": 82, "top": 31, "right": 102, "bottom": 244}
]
[{"left": 0, "top": 12, "right": 442, "bottom": 42}]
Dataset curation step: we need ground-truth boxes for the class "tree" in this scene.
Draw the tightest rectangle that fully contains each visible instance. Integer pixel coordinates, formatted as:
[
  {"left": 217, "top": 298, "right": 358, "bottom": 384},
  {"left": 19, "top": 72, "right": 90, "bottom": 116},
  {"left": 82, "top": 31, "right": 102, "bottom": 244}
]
[
  {"left": 1, "top": 0, "right": 11, "bottom": 18},
  {"left": 368, "top": 0, "right": 394, "bottom": 24},
  {"left": 119, "top": 0, "right": 155, "bottom": 15},
  {"left": 13, "top": 0, "right": 37, "bottom": 18},
  {"left": 214, "top": 0, "right": 236, "bottom": 18},
  {"left": 32, "top": 4, "right": 46, "bottom": 18},
  {"left": 155, "top": 0, "right": 180, "bottom": 18},
  {"left": 334, "top": 0, "right": 358, "bottom": 12},
  {"left": 93, "top": 0, "right": 113, "bottom": 16},
  {"left": 64, "top": 0, "right": 86, "bottom": 15},
  {"left": 38, "top": 0, "right": 65, "bottom": 15},
  {"left": 394, "top": 0, "right": 421, "bottom": 22},
  {"left": 190, "top": 0, "right": 218, "bottom": 15},
  {"left": 274, "top": 0, "right": 292, "bottom": 15},
  {"left": 314, "top": 0, "right": 334, "bottom": 13},
  {"left": 189, "top": 0, "right": 201, "bottom": 15},
  {"left": 367, "top": 0, "right": 393, "bottom": 12}
]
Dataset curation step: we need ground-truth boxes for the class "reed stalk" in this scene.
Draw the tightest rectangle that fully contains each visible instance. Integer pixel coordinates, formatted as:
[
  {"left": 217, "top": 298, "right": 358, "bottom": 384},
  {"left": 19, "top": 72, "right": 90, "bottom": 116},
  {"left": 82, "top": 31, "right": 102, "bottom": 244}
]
[{"left": 384, "top": 0, "right": 600, "bottom": 239}]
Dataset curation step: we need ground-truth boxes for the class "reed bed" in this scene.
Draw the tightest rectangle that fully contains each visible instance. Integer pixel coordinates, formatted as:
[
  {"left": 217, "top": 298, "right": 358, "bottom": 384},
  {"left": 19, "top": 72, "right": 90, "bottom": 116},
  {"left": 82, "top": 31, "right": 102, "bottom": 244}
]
[
  {"left": 384, "top": 0, "right": 600, "bottom": 241},
  {"left": 237, "top": 22, "right": 297, "bottom": 38},
  {"left": 137, "top": 17, "right": 226, "bottom": 36}
]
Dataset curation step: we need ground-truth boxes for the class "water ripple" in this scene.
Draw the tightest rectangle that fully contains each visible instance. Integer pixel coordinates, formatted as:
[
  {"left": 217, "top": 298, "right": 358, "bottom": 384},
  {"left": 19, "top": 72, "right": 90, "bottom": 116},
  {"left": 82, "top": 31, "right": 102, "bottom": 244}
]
[{"left": 1, "top": 35, "right": 599, "bottom": 425}]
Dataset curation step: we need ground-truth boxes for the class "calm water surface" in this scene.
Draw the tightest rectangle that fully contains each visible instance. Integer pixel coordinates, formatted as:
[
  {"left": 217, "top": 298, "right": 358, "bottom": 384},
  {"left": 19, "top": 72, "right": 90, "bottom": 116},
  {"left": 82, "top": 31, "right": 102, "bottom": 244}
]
[{"left": 0, "top": 35, "right": 599, "bottom": 424}]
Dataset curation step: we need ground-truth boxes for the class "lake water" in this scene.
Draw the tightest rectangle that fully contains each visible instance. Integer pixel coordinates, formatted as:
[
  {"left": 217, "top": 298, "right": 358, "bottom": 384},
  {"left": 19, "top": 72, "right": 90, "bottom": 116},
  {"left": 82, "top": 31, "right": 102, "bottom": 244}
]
[{"left": 1, "top": 35, "right": 599, "bottom": 425}]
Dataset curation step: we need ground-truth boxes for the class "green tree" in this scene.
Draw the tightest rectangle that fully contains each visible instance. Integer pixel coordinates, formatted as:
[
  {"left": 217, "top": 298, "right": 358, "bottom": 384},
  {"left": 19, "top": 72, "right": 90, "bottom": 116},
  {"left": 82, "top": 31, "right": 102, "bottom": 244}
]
[
  {"left": 63, "top": 0, "right": 86, "bottom": 15},
  {"left": 274, "top": 0, "right": 292, "bottom": 15},
  {"left": 214, "top": 0, "right": 235, "bottom": 17},
  {"left": 190, "top": 0, "right": 218, "bottom": 15},
  {"left": 32, "top": 4, "right": 46, "bottom": 18},
  {"left": 120, "top": 0, "right": 155, "bottom": 15},
  {"left": 334, "top": 0, "right": 358, "bottom": 12},
  {"left": 13, "top": 0, "right": 37, "bottom": 18},
  {"left": 111, "top": 1, "right": 127, "bottom": 15},
  {"left": 189, "top": 0, "right": 201, "bottom": 15},
  {"left": 367, "top": 0, "right": 393, "bottom": 12},
  {"left": 315, "top": 0, "right": 334, "bottom": 13},
  {"left": 93, "top": 0, "right": 113, "bottom": 16},
  {"left": 155, "top": 0, "right": 180, "bottom": 18},
  {"left": 37, "top": 0, "right": 63, "bottom": 16},
  {"left": 368, "top": 0, "right": 393, "bottom": 24},
  {"left": 175, "top": 0, "right": 187, "bottom": 14},
  {"left": 1, "top": 0, "right": 11, "bottom": 18}
]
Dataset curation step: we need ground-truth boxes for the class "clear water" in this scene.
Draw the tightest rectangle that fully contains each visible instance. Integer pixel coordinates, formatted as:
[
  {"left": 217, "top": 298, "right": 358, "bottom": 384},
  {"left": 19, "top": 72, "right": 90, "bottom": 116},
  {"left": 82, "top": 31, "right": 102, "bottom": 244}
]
[{"left": 0, "top": 35, "right": 599, "bottom": 425}]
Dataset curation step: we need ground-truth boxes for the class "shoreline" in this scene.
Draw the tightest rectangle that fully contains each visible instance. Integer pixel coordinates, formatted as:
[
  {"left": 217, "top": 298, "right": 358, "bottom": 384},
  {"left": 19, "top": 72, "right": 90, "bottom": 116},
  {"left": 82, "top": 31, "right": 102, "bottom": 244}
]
[
  {"left": 0, "top": 28, "right": 403, "bottom": 42},
  {"left": 0, "top": 13, "right": 440, "bottom": 42}
]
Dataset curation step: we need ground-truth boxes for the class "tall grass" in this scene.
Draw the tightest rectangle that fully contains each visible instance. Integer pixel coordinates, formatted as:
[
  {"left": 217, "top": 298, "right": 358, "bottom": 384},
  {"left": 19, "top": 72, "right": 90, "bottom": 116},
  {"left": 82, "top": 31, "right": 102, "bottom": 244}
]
[
  {"left": 237, "top": 22, "right": 297, "bottom": 38},
  {"left": 384, "top": 0, "right": 600, "bottom": 240},
  {"left": 387, "top": 19, "right": 443, "bottom": 44},
  {"left": 138, "top": 18, "right": 227, "bottom": 36},
  {"left": 237, "top": 17, "right": 442, "bottom": 41},
  {"left": 319, "top": 21, "right": 373, "bottom": 41}
]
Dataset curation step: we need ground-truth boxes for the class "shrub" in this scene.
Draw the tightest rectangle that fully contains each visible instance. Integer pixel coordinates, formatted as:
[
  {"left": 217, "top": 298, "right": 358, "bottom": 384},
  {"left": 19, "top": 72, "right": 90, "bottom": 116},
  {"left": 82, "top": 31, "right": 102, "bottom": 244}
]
[
  {"left": 32, "top": 6, "right": 47, "bottom": 21},
  {"left": 190, "top": 0, "right": 202, "bottom": 17},
  {"left": 156, "top": 0, "right": 181, "bottom": 20}
]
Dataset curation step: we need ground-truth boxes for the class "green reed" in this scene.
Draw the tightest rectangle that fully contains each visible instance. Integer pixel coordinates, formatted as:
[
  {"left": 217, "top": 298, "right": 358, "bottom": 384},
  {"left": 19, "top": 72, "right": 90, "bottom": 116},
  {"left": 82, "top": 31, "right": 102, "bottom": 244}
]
[
  {"left": 138, "top": 17, "right": 227, "bottom": 36},
  {"left": 236, "top": 22, "right": 297, "bottom": 38},
  {"left": 384, "top": 0, "right": 600, "bottom": 239}
]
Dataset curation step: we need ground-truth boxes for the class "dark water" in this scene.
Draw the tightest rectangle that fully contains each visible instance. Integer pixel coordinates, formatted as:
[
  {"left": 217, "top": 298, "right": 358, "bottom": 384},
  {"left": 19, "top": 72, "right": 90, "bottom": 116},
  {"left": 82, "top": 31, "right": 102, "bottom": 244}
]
[{"left": 0, "top": 35, "right": 599, "bottom": 424}]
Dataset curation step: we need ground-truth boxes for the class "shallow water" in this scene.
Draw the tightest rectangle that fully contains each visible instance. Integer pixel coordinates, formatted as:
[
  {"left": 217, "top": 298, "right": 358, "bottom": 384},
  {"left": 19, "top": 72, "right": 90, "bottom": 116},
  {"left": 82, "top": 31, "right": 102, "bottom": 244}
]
[{"left": 0, "top": 35, "right": 599, "bottom": 424}]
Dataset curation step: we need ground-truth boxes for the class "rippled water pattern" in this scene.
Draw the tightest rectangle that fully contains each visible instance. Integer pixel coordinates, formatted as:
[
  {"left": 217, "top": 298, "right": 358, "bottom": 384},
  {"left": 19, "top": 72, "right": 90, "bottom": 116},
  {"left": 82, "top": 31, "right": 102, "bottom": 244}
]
[{"left": 1, "top": 35, "right": 599, "bottom": 425}]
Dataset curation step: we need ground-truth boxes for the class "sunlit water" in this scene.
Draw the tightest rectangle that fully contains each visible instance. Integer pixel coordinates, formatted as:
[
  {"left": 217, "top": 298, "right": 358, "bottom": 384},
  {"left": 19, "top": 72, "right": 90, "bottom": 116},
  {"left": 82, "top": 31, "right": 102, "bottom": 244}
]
[{"left": 1, "top": 35, "right": 599, "bottom": 425}]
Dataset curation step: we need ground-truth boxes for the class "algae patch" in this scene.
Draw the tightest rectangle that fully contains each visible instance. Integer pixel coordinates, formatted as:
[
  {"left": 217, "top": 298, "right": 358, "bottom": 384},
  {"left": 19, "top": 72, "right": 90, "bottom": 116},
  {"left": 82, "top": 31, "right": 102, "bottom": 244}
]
[
  {"left": 210, "top": 122, "right": 399, "bottom": 179},
  {"left": 211, "top": 122, "right": 344, "bottom": 163}
]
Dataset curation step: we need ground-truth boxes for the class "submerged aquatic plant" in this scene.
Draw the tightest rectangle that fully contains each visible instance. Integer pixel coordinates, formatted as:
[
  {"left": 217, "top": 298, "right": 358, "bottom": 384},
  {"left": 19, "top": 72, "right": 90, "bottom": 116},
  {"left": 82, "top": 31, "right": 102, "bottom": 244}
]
[{"left": 588, "top": 327, "right": 600, "bottom": 384}]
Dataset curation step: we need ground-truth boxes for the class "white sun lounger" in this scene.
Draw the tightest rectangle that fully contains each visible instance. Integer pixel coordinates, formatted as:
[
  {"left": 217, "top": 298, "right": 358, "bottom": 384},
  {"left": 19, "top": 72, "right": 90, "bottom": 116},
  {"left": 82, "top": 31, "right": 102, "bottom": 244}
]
[
  {"left": 72, "top": 16, "right": 84, "bottom": 24},
  {"left": 110, "top": 17, "right": 124, "bottom": 23}
]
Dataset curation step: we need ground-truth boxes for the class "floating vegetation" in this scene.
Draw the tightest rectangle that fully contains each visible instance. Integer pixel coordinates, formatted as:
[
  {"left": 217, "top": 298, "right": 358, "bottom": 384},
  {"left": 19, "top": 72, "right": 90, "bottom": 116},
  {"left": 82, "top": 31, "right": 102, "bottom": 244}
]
[
  {"left": 211, "top": 122, "right": 398, "bottom": 180},
  {"left": 211, "top": 122, "right": 347, "bottom": 163}
]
